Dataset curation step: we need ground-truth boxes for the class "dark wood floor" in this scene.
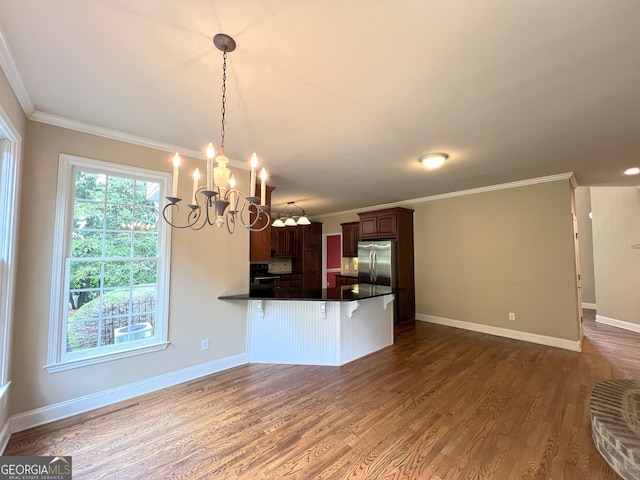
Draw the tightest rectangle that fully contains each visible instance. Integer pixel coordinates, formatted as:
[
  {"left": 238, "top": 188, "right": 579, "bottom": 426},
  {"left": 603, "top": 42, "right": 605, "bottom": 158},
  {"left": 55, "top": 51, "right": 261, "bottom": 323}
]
[{"left": 5, "top": 310, "right": 636, "bottom": 479}]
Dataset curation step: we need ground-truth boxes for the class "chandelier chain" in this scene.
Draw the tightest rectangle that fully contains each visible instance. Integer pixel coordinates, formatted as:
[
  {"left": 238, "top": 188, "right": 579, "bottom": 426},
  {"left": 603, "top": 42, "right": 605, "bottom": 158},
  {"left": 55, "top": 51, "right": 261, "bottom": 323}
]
[{"left": 220, "top": 49, "right": 227, "bottom": 153}]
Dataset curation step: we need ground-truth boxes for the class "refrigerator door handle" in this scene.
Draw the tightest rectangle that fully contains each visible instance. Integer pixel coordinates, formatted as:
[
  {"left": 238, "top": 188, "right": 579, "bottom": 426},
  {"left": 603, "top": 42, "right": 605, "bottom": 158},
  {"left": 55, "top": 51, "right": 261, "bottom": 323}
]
[
  {"left": 372, "top": 249, "right": 377, "bottom": 283},
  {"left": 368, "top": 248, "right": 374, "bottom": 282}
]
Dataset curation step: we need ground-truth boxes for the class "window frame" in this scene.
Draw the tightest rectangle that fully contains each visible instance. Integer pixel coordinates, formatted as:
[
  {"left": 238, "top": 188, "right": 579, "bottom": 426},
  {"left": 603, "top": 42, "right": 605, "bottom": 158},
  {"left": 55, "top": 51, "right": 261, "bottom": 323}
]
[
  {"left": 46, "top": 154, "right": 172, "bottom": 373},
  {"left": 0, "top": 106, "right": 22, "bottom": 394}
]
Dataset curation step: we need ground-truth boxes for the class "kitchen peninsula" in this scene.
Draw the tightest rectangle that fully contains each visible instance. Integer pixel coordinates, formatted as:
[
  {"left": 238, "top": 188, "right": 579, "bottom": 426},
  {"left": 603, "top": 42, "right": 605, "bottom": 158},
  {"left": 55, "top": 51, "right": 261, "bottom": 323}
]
[{"left": 219, "top": 284, "right": 395, "bottom": 366}]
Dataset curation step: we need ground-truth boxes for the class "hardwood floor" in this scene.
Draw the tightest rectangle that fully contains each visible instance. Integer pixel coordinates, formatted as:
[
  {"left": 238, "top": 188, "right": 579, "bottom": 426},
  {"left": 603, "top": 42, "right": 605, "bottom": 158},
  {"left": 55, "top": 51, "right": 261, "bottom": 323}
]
[{"left": 5, "top": 310, "right": 637, "bottom": 479}]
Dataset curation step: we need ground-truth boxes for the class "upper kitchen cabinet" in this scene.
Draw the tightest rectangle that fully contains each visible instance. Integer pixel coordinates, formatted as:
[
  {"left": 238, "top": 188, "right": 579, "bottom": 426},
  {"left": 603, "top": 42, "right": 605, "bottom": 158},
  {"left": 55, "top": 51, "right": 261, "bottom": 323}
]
[
  {"left": 358, "top": 207, "right": 414, "bottom": 240},
  {"left": 341, "top": 222, "right": 359, "bottom": 257},
  {"left": 250, "top": 185, "right": 275, "bottom": 261},
  {"left": 271, "top": 226, "right": 298, "bottom": 257}
]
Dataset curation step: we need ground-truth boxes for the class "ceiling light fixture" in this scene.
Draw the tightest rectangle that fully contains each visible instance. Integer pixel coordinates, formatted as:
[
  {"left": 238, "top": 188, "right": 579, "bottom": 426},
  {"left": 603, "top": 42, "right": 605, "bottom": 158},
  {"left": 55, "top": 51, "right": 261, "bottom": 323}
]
[
  {"left": 272, "top": 202, "right": 311, "bottom": 227},
  {"left": 419, "top": 152, "right": 449, "bottom": 170},
  {"left": 624, "top": 167, "right": 640, "bottom": 176},
  {"left": 162, "top": 34, "right": 270, "bottom": 233}
]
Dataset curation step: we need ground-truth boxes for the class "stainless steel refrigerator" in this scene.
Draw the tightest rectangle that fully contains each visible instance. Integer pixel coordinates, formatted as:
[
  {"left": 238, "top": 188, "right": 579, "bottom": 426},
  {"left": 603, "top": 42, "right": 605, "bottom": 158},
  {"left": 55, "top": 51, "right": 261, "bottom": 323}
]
[{"left": 357, "top": 240, "right": 396, "bottom": 287}]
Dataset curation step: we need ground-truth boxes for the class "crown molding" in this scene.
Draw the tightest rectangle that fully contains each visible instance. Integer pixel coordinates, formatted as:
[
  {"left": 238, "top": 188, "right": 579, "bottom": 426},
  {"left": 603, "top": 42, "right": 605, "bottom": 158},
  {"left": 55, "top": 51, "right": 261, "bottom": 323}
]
[
  {"left": 30, "top": 111, "right": 249, "bottom": 170},
  {"left": 0, "top": 27, "right": 35, "bottom": 116}
]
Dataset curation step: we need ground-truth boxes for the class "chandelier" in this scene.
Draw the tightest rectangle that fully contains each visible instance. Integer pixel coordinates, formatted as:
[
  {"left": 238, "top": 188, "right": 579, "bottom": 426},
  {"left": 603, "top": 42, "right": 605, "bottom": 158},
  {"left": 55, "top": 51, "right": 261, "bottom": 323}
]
[
  {"left": 162, "top": 34, "right": 270, "bottom": 233},
  {"left": 272, "top": 201, "right": 311, "bottom": 227}
]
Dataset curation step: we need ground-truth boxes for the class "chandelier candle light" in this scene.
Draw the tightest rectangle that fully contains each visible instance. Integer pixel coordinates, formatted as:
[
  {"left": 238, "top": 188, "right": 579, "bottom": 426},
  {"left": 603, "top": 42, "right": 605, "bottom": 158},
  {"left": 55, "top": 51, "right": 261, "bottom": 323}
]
[{"left": 163, "top": 33, "right": 270, "bottom": 233}]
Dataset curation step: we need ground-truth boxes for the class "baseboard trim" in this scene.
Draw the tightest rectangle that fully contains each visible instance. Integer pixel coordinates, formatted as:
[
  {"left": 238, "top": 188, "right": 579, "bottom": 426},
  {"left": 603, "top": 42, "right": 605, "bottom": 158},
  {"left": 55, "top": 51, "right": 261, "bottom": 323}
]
[
  {"left": 416, "top": 314, "right": 581, "bottom": 352},
  {"left": 595, "top": 315, "right": 640, "bottom": 334},
  {"left": 582, "top": 302, "right": 597, "bottom": 310},
  {"left": 9, "top": 353, "right": 249, "bottom": 434}
]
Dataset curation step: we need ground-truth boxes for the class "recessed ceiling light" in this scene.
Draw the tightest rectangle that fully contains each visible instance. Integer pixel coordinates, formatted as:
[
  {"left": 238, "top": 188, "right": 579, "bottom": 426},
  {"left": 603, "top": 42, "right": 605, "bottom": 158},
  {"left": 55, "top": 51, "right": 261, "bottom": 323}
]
[
  {"left": 624, "top": 167, "right": 640, "bottom": 176},
  {"left": 419, "top": 152, "right": 449, "bottom": 170}
]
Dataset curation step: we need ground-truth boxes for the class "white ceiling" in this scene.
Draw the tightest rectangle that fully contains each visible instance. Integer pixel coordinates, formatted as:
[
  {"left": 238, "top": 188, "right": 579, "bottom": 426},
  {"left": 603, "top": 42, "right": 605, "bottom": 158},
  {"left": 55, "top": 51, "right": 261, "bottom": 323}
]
[{"left": 1, "top": 0, "right": 639, "bottom": 215}]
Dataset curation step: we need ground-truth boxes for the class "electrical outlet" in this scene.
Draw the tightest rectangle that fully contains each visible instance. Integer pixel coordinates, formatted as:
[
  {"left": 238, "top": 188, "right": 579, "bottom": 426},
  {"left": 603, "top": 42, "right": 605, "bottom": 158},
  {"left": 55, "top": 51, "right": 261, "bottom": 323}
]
[
  {"left": 508, "top": 312, "right": 516, "bottom": 321},
  {"left": 201, "top": 338, "right": 210, "bottom": 350}
]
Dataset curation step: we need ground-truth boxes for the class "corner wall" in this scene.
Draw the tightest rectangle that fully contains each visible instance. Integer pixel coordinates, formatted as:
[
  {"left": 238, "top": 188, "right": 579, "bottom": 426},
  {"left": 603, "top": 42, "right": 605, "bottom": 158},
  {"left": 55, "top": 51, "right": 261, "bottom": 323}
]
[
  {"left": 591, "top": 186, "right": 640, "bottom": 329},
  {"left": 407, "top": 179, "right": 580, "bottom": 345},
  {"left": 9, "top": 121, "right": 251, "bottom": 427},
  {"left": 574, "top": 187, "right": 596, "bottom": 306}
]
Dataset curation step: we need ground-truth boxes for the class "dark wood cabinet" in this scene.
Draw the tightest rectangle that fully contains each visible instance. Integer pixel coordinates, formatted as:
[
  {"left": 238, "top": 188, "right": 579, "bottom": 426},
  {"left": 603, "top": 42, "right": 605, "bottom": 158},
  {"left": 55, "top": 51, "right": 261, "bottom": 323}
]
[
  {"left": 271, "top": 226, "right": 298, "bottom": 257},
  {"left": 335, "top": 275, "right": 358, "bottom": 286},
  {"left": 292, "top": 222, "right": 323, "bottom": 290},
  {"left": 278, "top": 273, "right": 303, "bottom": 289},
  {"left": 341, "top": 222, "right": 359, "bottom": 257},
  {"left": 302, "top": 249, "right": 322, "bottom": 289},
  {"left": 249, "top": 185, "right": 275, "bottom": 262},
  {"left": 300, "top": 222, "right": 322, "bottom": 250},
  {"left": 357, "top": 207, "right": 415, "bottom": 323},
  {"left": 358, "top": 208, "right": 407, "bottom": 239}
]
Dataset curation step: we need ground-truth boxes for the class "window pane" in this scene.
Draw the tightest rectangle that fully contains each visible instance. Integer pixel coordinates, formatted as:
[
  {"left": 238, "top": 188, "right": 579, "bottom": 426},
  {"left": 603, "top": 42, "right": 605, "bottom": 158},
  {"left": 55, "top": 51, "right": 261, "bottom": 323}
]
[
  {"left": 104, "top": 231, "right": 133, "bottom": 257},
  {"left": 135, "top": 179, "right": 160, "bottom": 207},
  {"left": 103, "top": 261, "right": 132, "bottom": 288},
  {"left": 69, "top": 260, "right": 101, "bottom": 295},
  {"left": 106, "top": 204, "right": 133, "bottom": 230},
  {"left": 134, "top": 205, "right": 158, "bottom": 230},
  {"left": 133, "top": 261, "right": 157, "bottom": 285},
  {"left": 75, "top": 171, "right": 106, "bottom": 201},
  {"left": 71, "top": 230, "right": 103, "bottom": 258},
  {"left": 74, "top": 200, "right": 104, "bottom": 230},
  {"left": 133, "top": 232, "right": 157, "bottom": 257},
  {"left": 107, "top": 176, "right": 134, "bottom": 204},
  {"left": 67, "top": 319, "right": 98, "bottom": 352},
  {"left": 101, "top": 289, "right": 133, "bottom": 317}
]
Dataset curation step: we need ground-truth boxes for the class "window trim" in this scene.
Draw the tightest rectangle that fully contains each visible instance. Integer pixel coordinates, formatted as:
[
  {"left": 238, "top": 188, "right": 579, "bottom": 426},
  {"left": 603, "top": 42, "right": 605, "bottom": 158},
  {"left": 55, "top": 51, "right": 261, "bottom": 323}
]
[
  {"left": 0, "top": 106, "right": 22, "bottom": 388},
  {"left": 45, "top": 154, "right": 172, "bottom": 373}
]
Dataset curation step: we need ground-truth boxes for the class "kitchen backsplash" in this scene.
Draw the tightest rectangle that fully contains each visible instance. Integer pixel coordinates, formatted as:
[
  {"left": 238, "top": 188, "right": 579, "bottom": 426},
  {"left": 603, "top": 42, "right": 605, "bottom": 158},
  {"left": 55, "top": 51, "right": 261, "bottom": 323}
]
[
  {"left": 268, "top": 258, "right": 293, "bottom": 274},
  {"left": 342, "top": 257, "right": 358, "bottom": 276}
]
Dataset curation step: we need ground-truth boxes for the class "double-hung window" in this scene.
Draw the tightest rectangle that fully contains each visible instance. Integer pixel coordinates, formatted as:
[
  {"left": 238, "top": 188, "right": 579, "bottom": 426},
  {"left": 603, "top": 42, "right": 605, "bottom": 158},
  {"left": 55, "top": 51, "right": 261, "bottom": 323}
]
[{"left": 46, "top": 154, "right": 171, "bottom": 372}]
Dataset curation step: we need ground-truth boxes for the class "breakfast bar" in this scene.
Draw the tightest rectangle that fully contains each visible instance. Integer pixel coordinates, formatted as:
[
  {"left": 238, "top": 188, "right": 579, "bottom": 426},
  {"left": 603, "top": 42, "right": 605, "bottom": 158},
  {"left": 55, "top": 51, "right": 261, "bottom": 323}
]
[{"left": 219, "top": 284, "right": 395, "bottom": 366}]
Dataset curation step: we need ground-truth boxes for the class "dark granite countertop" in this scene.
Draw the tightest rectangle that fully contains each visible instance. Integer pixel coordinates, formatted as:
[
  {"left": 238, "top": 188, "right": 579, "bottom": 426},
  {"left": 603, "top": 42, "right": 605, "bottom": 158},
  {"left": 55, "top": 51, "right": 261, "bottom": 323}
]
[{"left": 219, "top": 284, "right": 397, "bottom": 302}]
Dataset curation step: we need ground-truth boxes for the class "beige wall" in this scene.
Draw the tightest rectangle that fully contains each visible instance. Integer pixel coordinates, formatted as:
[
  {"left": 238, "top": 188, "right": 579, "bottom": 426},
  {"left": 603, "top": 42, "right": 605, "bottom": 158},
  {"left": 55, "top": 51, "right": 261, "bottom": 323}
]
[
  {"left": 320, "top": 179, "right": 581, "bottom": 342},
  {"left": 10, "top": 121, "right": 250, "bottom": 414},
  {"left": 318, "top": 212, "right": 359, "bottom": 235},
  {"left": 591, "top": 186, "right": 640, "bottom": 325},
  {"left": 0, "top": 65, "right": 27, "bottom": 445},
  {"left": 407, "top": 180, "right": 579, "bottom": 341},
  {"left": 574, "top": 187, "right": 596, "bottom": 305},
  {"left": 0, "top": 70, "right": 27, "bottom": 136}
]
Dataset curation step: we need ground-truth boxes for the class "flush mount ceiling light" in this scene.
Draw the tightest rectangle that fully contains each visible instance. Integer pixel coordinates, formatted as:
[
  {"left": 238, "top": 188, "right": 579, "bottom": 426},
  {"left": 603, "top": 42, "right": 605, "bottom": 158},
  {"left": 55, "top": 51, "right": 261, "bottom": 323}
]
[
  {"left": 419, "top": 152, "right": 449, "bottom": 170},
  {"left": 162, "top": 33, "right": 270, "bottom": 233},
  {"left": 272, "top": 202, "right": 311, "bottom": 227},
  {"left": 624, "top": 167, "right": 640, "bottom": 176}
]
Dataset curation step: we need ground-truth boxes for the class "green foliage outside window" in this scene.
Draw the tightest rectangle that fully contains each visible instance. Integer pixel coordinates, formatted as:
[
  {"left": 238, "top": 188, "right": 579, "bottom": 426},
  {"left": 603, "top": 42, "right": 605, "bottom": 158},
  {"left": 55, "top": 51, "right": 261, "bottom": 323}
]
[
  {"left": 66, "top": 169, "right": 161, "bottom": 352},
  {"left": 69, "top": 171, "right": 159, "bottom": 310}
]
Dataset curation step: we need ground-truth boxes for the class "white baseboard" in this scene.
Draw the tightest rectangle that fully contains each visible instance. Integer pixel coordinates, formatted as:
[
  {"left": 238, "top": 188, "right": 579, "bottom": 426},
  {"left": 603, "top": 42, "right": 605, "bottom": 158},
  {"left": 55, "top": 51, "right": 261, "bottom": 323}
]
[
  {"left": 415, "top": 314, "right": 582, "bottom": 352},
  {"left": 595, "top": 314, "right": 640, "bottom": 334},
  {"left": 9, "top": 353, "right": 249, "bottom": 434},
  {"left": 582, "top": 302, "right": 597, "bottom": 310}
]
